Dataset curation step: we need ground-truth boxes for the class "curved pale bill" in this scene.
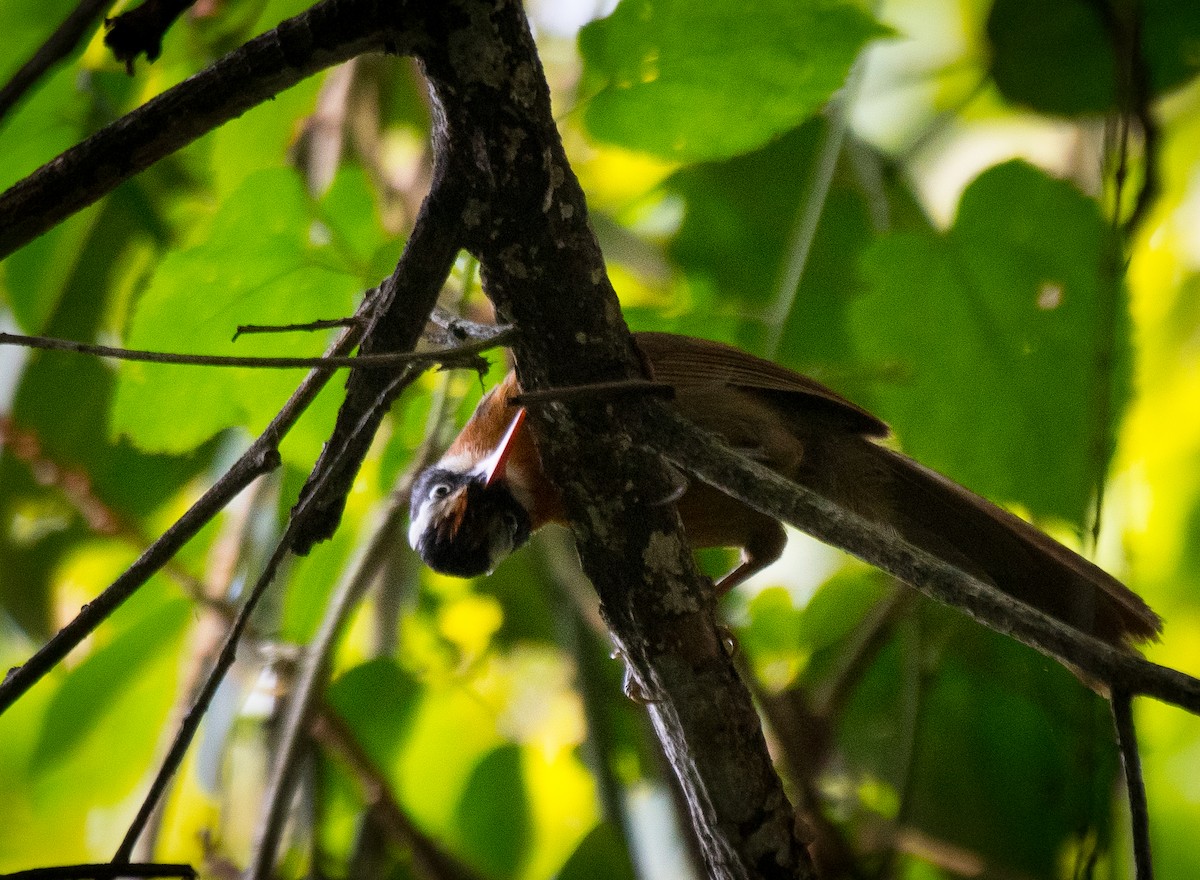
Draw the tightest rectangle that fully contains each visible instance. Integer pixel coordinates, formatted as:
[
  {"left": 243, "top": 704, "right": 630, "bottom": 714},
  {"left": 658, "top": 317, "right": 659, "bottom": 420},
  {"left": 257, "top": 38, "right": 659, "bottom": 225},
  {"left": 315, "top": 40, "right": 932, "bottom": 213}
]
[{"left": 476, "top": 407, "right": 527, "bottom": 487}]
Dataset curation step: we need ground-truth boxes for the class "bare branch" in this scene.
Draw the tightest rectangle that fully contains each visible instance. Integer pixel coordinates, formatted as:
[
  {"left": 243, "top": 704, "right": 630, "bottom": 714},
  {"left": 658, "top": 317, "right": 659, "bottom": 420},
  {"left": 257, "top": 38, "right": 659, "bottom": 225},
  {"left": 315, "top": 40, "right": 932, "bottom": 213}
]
[
  {"left": 0, "top": 0, "right": 111, "bottom": 123},
  {"left": 289, "top": 176, "right": 469, "bottom": 553},
  {"left": 0, "top": 291, "right": 374, "bottom": 719},
  {"left": 651, "top": 407, "right": 1200, "bottom": 712},
  {"left": 0, "top": 325, "right": 514, "bottom": 369},
  {"left": 233, "top": 317, "right": 359, "bottom": 339},
  {"left": 0, "top": 864, "right": 195, "bottom": 880},
  {"left": 394, "top": 3, "right": 815, "bottom": 877},
  {"left": 1112, "top": 690, "right": 1153, "bottom": 880},
  {"left": 509, "top": 379, "right": 675, "bottom": 406},
  {"left": 0, "top": 0, "right": 427, "bottom": 259}
]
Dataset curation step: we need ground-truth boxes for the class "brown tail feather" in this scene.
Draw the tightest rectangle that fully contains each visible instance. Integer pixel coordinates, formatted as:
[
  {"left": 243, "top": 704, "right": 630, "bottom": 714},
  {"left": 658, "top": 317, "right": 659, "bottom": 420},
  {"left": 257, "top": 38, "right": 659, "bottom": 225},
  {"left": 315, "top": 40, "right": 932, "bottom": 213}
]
[{"left": 872, "top": 446, "right": 1161, "bottom": 648}]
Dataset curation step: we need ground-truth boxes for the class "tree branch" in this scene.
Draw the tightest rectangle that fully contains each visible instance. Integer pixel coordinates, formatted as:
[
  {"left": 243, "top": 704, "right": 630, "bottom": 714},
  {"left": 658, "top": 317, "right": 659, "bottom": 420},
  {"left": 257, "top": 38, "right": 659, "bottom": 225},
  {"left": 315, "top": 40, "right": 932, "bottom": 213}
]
[
  {"left": 289, "top": 174, "right": 468, "bottom": 553},
  {"left": 0, "top": 0, "right": 111, "bottom": 123},
  {"left": 392, "top": 3, "right": 815, "bottom": 878},
  {"left": 0, "top": 290, "right": 373, "bottom": 719},
  {"left": 0, "top": 326, "right": 513, "bottom": 369},
  {"left": 0, "top": 865, "right": 195, "bottom": 880},
  {"left": 651, "top": 407, "right": 1200, "bottom": 711},
  {"left": 0, "top": 0, "right": 427, "bottom": 259},
  {"left": 1113, "top": 689, "right": 1153, "bottom": 880}
]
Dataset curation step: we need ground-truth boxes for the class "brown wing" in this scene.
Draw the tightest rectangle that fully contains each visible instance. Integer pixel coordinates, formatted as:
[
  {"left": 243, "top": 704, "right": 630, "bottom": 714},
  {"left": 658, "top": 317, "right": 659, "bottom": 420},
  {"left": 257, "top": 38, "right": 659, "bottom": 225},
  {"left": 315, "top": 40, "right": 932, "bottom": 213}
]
[{"left": 634, "top": 331, "right": 889, "bottom": 437}]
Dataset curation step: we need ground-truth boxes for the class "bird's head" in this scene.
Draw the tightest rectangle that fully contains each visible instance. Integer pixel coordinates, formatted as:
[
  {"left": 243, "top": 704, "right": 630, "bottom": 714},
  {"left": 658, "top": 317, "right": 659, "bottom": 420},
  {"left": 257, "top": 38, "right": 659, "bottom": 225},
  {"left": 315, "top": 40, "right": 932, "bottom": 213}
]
[{"left": 408, "top": 409, "right": 531, "bottom": 577}]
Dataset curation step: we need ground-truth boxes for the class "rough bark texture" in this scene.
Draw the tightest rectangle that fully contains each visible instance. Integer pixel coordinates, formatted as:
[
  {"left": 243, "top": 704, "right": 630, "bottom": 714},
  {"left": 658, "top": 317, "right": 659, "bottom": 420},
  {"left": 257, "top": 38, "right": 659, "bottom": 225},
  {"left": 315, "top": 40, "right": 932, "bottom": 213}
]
[{"left": 398, "top": 3, "right": 814, "bottom": 877}]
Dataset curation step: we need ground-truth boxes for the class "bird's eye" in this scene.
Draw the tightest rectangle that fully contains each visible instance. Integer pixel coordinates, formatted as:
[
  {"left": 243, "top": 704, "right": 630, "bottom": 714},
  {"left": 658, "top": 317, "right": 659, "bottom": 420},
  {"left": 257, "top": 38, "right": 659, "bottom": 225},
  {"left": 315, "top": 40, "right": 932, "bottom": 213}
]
[{"left": 429, "top": 483, "right": 452, "bottom": 500}]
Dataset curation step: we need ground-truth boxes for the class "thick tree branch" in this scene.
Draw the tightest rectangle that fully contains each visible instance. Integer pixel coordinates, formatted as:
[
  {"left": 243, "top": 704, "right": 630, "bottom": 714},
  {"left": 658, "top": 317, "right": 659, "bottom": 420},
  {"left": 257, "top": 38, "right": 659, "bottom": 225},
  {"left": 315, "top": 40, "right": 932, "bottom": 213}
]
[
  {"left": 651, "top": 407, "right": 1200, "bottom": 711},
  {"left": 0, "top": 0, "right": 427, "bottom": 259},
  {"left": 289, "top": 175, "right": 468, "bottom": 552},
  {"left": 382, "top": 3, "right": 815, "bottom": 878}
]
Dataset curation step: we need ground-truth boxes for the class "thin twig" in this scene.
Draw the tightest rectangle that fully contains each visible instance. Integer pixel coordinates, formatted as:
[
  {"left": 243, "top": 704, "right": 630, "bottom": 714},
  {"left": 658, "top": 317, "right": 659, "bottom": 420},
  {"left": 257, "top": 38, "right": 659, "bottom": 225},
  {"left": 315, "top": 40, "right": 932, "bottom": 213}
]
[
  {"left": 112, "top": 517, "right": 300, "bottom": 863},
  {"left": 1112, "top": 690, "right": 1153, "bottom": 880},
  {"left": 0, "top": 0, "right": 112, "bottom": 124},
  {"left": 233, "top": 317, "right": 359, "bottom": 340},
  {"left": 0, "top": 290, "right": 374, "bottom": 719},
  {"left": 509, "top": 379, "right": 675, "bottom": 406},
  {"left": 0, "top": 328, "right": 514, "bottom": 370},
  {"left": 0, "top": 864, "right": 195, "bottom": 880},
  {"left": 247, "top": 385, "right": 444, "bottom": 880},
  {"left": 762, "top": 25, "right": 872, "bottom": 356}
]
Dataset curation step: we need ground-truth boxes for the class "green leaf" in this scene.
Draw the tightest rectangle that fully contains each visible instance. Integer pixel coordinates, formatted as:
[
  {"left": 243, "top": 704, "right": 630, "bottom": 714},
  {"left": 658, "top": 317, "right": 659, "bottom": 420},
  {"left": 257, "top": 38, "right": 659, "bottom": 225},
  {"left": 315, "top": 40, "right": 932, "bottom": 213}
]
[
  {"left": 579, "top": 0, "right": 888, "bottom": 161},
  {"left": 656, "top": 120, "right": 929, "bottom": 377},
  {"left": 1, "top": 189, "right": 215, "bottom": 633},
  {"left": 986, "top": 0, "right": 1116, "bottom": 116},
  {"left": 29, "top": 597, "right": 191, "bottom": 803},
  {"left": 110, "top": 167, "right": 361, "bottom": 465},
  {"left": 0, "top": 65, "right": 103, "bottom": 332},
  {"left": 851, "top": 160, "right": 1129, "bottom": 526},
  {"left": 398, "top": 686, "right": 504, "bottom": 834},
  {"left": 326, "top": 658, "right": 423, "bottom": 768},
  {"left": 988, "top": 0, "right": 1200, "bottom": 115},
  {"left": 456, "top": 744, "right": 532, "bottom": 878},
  {"left": 554, "top": 822, "right": 637, "bottom": 880},
  {"left": 836, "top": 603, "right": 1116, "bottom": 879}
]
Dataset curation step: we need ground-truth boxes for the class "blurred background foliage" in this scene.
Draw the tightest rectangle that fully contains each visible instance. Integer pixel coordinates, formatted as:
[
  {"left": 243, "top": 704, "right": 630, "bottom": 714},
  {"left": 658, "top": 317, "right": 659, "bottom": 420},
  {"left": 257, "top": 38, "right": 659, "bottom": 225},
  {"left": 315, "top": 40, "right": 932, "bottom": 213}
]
[{"left": 1, "top": 0, "right": 1199, "bottom": 877}]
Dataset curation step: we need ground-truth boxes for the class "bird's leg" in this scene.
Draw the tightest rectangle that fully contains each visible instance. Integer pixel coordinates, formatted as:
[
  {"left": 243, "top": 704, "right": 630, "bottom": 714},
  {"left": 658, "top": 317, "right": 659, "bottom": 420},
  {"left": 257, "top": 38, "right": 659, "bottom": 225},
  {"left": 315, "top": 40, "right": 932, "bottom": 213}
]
[{"left": 713, "top": 521, "right": 787, "bottom": 596}]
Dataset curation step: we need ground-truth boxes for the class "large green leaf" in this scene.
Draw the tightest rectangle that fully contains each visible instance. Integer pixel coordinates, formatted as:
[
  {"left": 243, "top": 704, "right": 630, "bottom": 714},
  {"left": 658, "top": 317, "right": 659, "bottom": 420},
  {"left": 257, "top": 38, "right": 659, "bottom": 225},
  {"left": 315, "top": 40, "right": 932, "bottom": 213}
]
[
  {"left": 988, "top": 0, "right": 1200, "bottom": 115},
  {"left": 110, "top": 167, "right": 363, "bottom": 466},
  {"left": 578, "top": 0, "right": 888, "bottom": 162},
  {"left": 832, "top": 601, "right": 1116, "bottom": 878},
  {"left": 456, "top": 744, "right": 532, "bottom": 878},
  {"left": 326, "top": 658, "right": 423, "bottom": 767},
  {"left": 851, "top": 160, "right": 1129, "bottom": 526},
  {"left": 554, "top": 822, "right": 637, "bottom": 880},
  {"left": 1, "top": 189, "right": 215, "bottom": 634},
  {"left": 652, "top": 120, "right": 930, "bottom": 380}
]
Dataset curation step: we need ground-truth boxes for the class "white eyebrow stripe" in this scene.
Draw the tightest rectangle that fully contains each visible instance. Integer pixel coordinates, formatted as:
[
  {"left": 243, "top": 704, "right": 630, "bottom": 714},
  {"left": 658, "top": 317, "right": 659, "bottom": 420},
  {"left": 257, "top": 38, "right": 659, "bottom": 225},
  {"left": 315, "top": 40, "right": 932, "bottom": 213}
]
[{"left": 474, "top": 408, "right": 527, "bottom": 486}]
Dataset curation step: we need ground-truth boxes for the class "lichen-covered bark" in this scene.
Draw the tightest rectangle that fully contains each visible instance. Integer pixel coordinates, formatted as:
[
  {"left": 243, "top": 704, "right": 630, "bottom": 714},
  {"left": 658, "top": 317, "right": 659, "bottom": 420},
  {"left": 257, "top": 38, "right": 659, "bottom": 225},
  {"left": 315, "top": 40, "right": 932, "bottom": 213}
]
[{"left": 411, "top": 3, "right": 813, "bottom": 878}]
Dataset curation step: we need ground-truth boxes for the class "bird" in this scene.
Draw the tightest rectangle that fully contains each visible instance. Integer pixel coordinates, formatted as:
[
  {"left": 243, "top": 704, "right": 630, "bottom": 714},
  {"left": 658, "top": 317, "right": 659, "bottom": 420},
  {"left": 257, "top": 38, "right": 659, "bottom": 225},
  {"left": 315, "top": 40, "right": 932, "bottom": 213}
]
[{"left": 408, "top": 331, "right": 1161, "bottom": 649}]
